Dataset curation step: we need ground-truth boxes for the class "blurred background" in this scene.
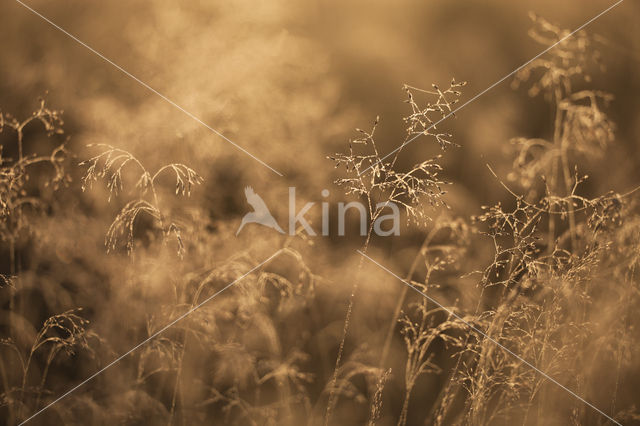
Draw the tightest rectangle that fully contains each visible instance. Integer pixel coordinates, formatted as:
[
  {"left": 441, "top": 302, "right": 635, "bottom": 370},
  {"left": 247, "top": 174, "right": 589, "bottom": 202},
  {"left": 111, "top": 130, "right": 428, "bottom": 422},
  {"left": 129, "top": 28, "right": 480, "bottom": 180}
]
[{"left": 2, "top": 0, "right": 639, "bottom": 194}]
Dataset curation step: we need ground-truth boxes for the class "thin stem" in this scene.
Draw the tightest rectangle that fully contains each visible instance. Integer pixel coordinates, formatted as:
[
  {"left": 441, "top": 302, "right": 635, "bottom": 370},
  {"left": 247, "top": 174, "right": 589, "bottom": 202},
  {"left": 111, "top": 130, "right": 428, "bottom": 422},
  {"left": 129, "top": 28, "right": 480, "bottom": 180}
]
[{"left": 379, "top": 228, "right": 438, "bottom": 368}]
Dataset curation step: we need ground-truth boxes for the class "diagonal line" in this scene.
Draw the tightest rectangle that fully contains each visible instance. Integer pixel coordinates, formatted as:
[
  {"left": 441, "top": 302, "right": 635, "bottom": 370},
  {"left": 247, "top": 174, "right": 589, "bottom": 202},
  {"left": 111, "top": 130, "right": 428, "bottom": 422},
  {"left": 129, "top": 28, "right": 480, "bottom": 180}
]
[
  {"left": 357, "top": 250, "right": 622, "bottom": 426},
  {"left": 13, "top": 0, "right": 284, "bottom": 177},
  {"left": 18, "top": 251, "right": 282, "bottom": 425},
  {"left": 358, "top": 0, "right": 624, "bottom": 176}
]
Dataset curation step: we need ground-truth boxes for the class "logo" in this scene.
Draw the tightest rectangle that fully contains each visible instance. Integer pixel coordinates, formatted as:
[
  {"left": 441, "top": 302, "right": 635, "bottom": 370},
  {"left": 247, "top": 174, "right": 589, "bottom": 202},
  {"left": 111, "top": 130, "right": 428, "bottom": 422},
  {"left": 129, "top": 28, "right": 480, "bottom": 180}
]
[
  {"left": 236, "top": 187, "right": 400, "bottom": 237},
  {"left": 236, "top": 187, "right": 285, "bottom": 236}
]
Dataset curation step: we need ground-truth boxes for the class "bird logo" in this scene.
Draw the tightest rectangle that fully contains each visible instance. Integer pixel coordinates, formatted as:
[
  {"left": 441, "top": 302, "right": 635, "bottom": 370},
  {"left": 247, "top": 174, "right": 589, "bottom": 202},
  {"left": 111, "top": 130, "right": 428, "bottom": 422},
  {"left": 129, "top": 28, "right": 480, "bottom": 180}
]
[{"left": 236, "top": 186, "right": 285, "bottom": 236}]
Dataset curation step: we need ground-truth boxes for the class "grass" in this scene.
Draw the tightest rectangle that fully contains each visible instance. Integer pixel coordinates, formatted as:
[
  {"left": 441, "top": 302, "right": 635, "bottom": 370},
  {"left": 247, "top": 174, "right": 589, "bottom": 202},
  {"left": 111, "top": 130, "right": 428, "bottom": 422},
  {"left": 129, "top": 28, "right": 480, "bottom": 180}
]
[{"left": 1, "top": 13, "right": 640, "bottom": 426}]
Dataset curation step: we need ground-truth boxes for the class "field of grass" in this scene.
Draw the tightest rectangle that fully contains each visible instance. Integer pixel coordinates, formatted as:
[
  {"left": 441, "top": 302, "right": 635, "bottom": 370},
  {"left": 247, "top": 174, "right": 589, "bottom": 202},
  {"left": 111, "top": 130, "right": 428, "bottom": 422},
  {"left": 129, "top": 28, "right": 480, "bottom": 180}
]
[{"left": 1, "top": 1, "right": 640, "bottom": 425}]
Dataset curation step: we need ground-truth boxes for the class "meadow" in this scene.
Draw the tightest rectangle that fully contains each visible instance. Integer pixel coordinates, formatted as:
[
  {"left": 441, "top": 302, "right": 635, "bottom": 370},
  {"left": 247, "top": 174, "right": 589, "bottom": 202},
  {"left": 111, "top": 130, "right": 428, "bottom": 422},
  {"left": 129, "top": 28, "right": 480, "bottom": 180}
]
[{"left": 1, "top": 1, "right": 640, "bottom": 425}]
